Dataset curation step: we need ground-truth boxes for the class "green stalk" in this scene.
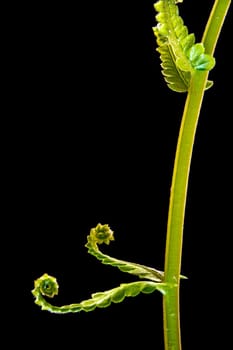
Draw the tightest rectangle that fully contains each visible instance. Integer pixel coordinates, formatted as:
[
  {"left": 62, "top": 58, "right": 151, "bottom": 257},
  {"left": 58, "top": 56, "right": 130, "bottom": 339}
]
[
  {"left": 163, "top": 70, "right": 208, "bottom": 350},
  {"left": 202, "top": 0, "right": 231, "bottom": 55},
  {"left": 162, "top": 1, "right": 231, "bottom": 349}
]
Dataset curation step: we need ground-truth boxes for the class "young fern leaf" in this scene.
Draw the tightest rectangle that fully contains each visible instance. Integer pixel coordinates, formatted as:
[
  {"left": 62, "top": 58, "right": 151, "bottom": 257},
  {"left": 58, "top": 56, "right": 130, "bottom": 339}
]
[
  {"left": 32, "top": 273, "right": 167, "bottom": 314},
  {"left": 86, "top": 223, "right": 164, "bottom": 282},
  {"left": 153, "top": 0, "right": 215, "bottom": 92},
  {"left": 32, "top": 224, "right": 186, "bottom": 314}
]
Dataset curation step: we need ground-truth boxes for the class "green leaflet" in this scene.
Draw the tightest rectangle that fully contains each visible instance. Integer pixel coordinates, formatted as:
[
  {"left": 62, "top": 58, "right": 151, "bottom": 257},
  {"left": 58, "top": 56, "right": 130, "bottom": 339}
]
[
  {"left": 32, "top": 273, "right": 167, "bottom": 314},
  {"left": 153, "top": 0, "right": 215, "bottom": 92},
  {"left": 156, "top": 36, "right": 191, "bottom": 92}
]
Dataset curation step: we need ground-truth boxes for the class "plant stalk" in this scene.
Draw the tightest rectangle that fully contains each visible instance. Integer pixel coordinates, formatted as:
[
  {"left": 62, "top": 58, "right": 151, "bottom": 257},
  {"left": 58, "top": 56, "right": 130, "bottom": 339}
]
[
  {"left": 162, "top": 1, "right": 231, "bottom": 349},
  {"left": 163, "top": 70, "right": 208, "bottom": 350}
]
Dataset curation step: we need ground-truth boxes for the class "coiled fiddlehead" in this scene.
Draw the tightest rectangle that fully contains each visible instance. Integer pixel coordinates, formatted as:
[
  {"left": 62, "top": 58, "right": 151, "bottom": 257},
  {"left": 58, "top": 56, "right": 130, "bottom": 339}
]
[
  {"left": 85, "top": 223, "right": 164, "bottom": 282},
  {"left": 32, "top": 224, "right": 169, "bottom": 314},
  {"left": 32, "top": 273, "right": 167, "bottom": 313},
  {"left": 153, "top": 0, "right": 216, "bottom": 92}
]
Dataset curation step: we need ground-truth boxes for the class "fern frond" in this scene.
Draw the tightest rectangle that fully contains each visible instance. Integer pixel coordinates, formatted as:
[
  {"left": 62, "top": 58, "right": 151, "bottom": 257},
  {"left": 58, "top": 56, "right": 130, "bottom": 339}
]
[
  {"left": 86, "top": 223, "right": 164, "bottom": 282},
  {"left": 32, "top": 273, "right": 167, "bottom": 314},
  {"left": 153, "top": 0, "right": 215, "bottom": 92}
]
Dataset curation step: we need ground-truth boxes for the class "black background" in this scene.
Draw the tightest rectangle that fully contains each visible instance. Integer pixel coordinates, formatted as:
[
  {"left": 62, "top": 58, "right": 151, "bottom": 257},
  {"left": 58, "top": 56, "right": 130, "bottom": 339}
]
[{"left": 7, "top": 1, "right": 232, "bottom": 349}]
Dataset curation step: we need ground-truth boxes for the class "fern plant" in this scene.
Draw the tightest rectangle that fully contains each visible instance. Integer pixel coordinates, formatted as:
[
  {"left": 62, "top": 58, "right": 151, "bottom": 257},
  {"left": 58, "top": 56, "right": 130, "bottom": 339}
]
[{"left": 32, "top": 1, "right": 231, "bottom": 349}]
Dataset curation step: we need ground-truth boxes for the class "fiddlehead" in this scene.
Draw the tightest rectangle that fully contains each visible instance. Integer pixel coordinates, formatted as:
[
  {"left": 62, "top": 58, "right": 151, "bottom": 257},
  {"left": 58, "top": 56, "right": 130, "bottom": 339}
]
[
  {"left": 32, "top": 273, "right": 167, "bottom": 314},
  {"left": 85, "top": 223, "right": 164, "bottom": 282},
  {"left": 153, "top": 0, "right": 216, "bottom": 92}
]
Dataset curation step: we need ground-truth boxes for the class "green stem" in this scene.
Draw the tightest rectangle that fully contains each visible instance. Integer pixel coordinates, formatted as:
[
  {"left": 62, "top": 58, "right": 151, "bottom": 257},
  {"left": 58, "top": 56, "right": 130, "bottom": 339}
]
[
  {"left": 202, "top": 0, "right": 231, "bottom": 55},
  {"left": 163, "top": 70, "right": 208, "bottom": 350},
  {"left": 162, "top": 2, "right": 231, "bottom": 349}
]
